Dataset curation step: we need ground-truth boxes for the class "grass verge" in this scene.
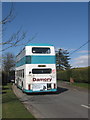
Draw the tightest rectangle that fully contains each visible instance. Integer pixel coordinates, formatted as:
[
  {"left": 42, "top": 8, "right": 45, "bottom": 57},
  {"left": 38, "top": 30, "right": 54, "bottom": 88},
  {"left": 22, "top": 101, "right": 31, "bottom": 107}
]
[
  {"left": 70, "top": 82, "right": 89, "bottom": 89},
  {"left": 2, "top": 83, "right": 35, "bottom": 118},
  {"left": 59, "top": 80, "right": 89, "bottom": 89}
]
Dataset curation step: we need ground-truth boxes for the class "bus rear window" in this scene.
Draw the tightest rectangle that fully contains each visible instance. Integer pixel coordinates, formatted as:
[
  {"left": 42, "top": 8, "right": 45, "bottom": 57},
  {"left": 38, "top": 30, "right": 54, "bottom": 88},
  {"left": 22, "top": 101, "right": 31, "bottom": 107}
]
[
  {"left": 32, "top": 69, "right": 52, "bottom": 74},
  {"left": 32, "top": 47, "right": 51, "bottom": 54}
]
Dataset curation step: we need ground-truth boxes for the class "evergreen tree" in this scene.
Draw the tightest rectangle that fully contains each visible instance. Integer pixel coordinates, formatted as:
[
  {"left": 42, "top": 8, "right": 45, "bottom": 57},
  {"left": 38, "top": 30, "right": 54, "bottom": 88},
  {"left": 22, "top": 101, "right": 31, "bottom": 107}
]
[{"left": 56, "top": 49, "right": 71, "bottom": 70}]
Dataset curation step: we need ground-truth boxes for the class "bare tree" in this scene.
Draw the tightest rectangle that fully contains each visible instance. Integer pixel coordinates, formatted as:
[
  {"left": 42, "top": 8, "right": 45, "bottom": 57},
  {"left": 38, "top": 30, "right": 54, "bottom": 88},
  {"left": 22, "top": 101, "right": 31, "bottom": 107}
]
[
  {"left": 1, "top": 27, "right": 37, "bottom": 51},
  {"left": 0, "top": 3, "right": 15, "bottom": 25},
  {"left": 0, "top": 3, "right": 37, "bottom": 52}
]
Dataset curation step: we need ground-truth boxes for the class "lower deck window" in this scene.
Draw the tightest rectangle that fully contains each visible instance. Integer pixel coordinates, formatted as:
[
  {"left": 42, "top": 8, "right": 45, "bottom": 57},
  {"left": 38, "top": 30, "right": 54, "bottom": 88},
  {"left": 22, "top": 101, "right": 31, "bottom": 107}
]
[{"left": 32, "top": 69, "right": 52, "bottom": 74}]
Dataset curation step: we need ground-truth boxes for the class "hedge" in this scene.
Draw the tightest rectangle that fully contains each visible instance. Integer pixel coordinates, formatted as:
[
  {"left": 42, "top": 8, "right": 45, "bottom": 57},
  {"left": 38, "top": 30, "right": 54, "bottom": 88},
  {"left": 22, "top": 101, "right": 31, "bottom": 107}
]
[{"left": 57, "top": 67, "right": 89, "bottom": 83}]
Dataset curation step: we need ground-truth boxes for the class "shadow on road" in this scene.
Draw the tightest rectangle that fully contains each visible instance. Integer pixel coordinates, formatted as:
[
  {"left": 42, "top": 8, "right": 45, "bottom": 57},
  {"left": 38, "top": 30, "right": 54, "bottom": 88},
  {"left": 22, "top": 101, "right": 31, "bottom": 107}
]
[
  {"left": 18, "top": 87, "right": 69, "bottom": 103},
  {"left": 26, "top": 87, "right": 68, "bottom": 96},
  {"left": 57, "top": 87, "right": 68, "bottom": 94}
]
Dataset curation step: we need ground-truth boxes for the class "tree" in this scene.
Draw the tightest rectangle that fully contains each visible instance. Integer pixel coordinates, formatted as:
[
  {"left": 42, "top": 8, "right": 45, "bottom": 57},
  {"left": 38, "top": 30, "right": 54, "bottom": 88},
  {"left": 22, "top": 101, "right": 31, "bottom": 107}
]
[
  {"left": 2, "top": 52, "right": 15, "bottom": 84},
  {"left": 3, "top": 52, "right": 15, "bottom": 72},
  {"left": 0, "top": 3, "right": 37, "bottom": 52},
  {"left": 56, "top": 48, "right": 71, "bottom": 70}
]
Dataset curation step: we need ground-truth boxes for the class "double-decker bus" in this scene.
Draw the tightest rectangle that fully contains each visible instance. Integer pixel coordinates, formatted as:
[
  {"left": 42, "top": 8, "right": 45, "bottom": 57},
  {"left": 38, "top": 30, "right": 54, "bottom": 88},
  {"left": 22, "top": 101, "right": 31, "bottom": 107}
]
[{"left": 15, "top": 43, "right": 57, "bottom": 93}]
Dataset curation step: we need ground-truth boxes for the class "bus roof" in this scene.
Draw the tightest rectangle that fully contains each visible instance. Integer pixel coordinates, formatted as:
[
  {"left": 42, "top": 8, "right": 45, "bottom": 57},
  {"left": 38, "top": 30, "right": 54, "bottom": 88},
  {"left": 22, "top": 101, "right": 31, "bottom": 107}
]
[{"left": 26, "top": 43, "right": 53, "bottom": 46}]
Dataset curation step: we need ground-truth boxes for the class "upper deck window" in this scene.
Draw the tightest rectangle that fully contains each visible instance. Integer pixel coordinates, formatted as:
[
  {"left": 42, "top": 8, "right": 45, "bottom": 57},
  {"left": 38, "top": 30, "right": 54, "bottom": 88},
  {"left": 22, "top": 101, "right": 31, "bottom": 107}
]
[{"left": 32, "top": 47, "right": 51, "bottom": 54}]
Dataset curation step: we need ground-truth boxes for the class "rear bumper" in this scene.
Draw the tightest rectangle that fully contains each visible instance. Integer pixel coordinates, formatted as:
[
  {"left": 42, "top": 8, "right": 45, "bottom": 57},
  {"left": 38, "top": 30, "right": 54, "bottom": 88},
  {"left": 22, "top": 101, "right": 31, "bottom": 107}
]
[{"left": 23, "top": 88, "right": 57, "bottom": 93}]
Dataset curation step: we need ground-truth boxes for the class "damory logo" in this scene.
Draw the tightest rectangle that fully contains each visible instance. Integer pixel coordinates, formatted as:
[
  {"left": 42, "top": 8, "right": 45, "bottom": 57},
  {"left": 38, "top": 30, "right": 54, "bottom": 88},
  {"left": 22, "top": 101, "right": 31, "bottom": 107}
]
[{"left": 33, "top": 78, "right": 52, "bottom": 82}]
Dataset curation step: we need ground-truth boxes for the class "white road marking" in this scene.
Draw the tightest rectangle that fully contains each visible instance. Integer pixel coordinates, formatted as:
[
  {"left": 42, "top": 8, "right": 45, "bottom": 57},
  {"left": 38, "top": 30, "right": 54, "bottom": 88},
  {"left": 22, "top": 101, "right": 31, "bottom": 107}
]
[{"left": 81, "top": 104, "right": 90, "bottom": 109}]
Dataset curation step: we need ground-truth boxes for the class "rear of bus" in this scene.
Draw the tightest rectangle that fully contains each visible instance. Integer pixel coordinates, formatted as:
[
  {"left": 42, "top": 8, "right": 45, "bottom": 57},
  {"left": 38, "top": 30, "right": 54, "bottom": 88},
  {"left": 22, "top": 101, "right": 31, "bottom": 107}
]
[{"left": 24, "top": 44, "right": 57, "bottom": 93}]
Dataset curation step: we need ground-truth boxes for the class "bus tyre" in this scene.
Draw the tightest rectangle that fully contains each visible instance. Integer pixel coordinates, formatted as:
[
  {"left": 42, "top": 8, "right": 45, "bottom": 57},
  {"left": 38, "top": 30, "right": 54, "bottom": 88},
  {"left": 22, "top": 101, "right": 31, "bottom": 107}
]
[
  {"left": 22, "top": 89, "right": 24, "bottom": 93},
  {"left": 22, "top": 87, "right": 24, "bottom": 93}
]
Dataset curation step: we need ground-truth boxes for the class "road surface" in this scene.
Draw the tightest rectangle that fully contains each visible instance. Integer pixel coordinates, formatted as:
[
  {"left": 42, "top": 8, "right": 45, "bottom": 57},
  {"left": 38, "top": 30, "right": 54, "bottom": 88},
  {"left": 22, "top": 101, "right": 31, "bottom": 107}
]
[{"left": 12, "top": 81, "right": 88, "bottom": 118}]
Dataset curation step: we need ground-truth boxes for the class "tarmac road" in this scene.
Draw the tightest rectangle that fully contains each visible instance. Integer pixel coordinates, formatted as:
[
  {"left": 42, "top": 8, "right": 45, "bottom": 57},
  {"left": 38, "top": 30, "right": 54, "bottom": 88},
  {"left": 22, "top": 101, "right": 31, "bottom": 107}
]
[{"left": 12, "top": 81, "right": 89, "bottom": 118}]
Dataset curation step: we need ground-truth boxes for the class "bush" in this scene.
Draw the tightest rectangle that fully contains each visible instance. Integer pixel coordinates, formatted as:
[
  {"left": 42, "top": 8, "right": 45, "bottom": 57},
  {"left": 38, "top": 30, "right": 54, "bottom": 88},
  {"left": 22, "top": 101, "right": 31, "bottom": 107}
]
[
  {"left": 57, "top": 67, "right": 89, "bottom": 83},
  {"left": 57, "top": 69, "right": 72, "bottom": 81},
  {"left": 71, "top": 67, "right": 88, "bottom": 83},
  {"left": 57, "top": 70, "right": 67, "bottom": 81},
  {"left": 2, "top": 70, "right": 15, "bottom": 85},
  {"left": 2, "top": 71, "right": 8, "bottom": 85}
]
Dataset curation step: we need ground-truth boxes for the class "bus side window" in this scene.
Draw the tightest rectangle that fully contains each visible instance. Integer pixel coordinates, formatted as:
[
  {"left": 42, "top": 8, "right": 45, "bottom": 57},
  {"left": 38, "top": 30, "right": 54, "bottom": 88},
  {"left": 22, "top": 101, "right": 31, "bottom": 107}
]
[
  {"left": 26, "top": 56, "right": 31, "bottom": 64},
  {"left": 21, "top": 70, "right": 22, "bottom": 77},
  {"left": 23, "top": 69, "right": 24, "bottom": 78},
  {"left": 17, "top": 71, "right": 18, "bottom": 76},
  {"left": 19, "top": 70, "right": 20, "bottom": 77},
  {"left": 20, "top": 70, "right": 21, "bottom": 77}
]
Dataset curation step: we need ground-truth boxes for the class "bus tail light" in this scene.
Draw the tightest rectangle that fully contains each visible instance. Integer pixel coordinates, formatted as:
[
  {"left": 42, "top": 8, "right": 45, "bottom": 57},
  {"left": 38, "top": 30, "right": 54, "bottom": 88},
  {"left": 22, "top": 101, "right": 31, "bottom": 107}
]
[
  {"left": 52, "top": 69, "right": 55, "bottom": 73},
  {"left": 28, "top": 84, "right": 31, "bottom": 90}
]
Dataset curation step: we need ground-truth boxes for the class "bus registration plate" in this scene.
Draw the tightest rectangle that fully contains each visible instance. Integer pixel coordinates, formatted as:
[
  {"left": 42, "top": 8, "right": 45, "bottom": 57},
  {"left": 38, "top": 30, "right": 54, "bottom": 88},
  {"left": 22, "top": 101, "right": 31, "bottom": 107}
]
[{"left": 32, "top": 83, "right": 47, "bottom": 91}]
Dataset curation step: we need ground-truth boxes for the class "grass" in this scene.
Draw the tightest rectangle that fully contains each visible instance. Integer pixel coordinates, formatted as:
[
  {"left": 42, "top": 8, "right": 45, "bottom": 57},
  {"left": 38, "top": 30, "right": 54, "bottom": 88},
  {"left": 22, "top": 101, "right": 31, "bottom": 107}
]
[
  {"left": 59, "top": 80, "right": 89, "bottom": 89},
  {"left": 70, "top": 82, "right": 89, "bottom": 89},
  {"left": 2, "top": 83, "right": 35, "bottom": 118}
]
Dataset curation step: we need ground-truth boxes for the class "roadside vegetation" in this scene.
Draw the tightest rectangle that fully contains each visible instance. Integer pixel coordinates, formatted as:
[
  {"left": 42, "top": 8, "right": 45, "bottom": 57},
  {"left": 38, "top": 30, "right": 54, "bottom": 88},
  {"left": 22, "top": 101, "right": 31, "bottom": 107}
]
[
  {"left": 2, "top": 83, "right": 35, "bottom": 118},
  {"left": 61, "top": 81, "right": 89, "bottom": 89},
  {"left": 70, "top": 82, "right": 89, "bottom": 88},
  {"left": 57, "top": 66, "right": 89, "bottom": 89}
]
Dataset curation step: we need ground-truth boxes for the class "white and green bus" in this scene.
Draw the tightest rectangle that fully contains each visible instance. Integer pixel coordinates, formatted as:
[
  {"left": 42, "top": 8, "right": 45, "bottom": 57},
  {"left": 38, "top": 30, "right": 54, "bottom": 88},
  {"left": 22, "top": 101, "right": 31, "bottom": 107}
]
[{"left": 15, "top": 43, "right": 57, "bottom": 93}]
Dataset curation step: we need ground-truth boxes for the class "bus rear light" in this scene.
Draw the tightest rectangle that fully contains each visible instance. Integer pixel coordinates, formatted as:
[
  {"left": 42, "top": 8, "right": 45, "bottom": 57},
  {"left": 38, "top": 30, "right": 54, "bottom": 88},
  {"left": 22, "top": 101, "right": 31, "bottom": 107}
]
[
  {"left": 52, "top": 69, "right": 55, "bottom": 73},
  {"left": 28, "top": 84, "right": 31, "bottom": 90}
]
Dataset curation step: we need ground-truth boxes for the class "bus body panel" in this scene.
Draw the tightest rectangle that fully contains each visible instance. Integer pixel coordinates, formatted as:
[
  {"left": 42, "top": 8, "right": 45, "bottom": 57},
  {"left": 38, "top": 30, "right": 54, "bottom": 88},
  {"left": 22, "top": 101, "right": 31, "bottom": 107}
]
[{"left": 15, "top": 44, "right": 57, "bottom": 93}]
